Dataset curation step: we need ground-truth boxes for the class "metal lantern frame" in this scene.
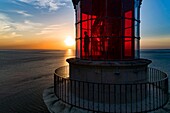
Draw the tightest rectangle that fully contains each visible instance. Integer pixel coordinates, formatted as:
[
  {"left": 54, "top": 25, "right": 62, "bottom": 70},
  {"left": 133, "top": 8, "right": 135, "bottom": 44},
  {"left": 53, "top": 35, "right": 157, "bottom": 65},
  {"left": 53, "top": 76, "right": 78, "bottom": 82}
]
[{"left": 73, "top": 0, "right": 142, "bottom": 60}]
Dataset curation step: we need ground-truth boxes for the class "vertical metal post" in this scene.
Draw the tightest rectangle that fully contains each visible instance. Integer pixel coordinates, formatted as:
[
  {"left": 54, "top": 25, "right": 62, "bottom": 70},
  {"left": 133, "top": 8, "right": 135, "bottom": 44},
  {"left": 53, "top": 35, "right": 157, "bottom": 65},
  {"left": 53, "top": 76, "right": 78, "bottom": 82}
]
[
  {"left": 59, "top": 77, "right": 61, "bottom": 98},
  {"left": 68, "top": 80, "right": 69, "bottom": 103},
  {"left": 125, "top": 85, "right": 127, "bottom": 112},
  {"left": 120, "top": 85, "right": 122, "bottom": 113},
  {"left": 75, "top": 80, "right": 76, "bottom": 106},
  {"left": 62, "top": 78, "right": 63, "bottom": 100},
  {"left": 70, "top": 80, "right": 72, "bottom": 104},
  {"left": 136, "top": 84, "right": 137, "bottom": 112},
  {"left": 103, "top": 84, "right": 105, "bottom": 112},
  {"left": 131, "top": 84, "right": 133, "bottom": 112},
  {"left": 83, "top": 82, "right": 84, "bottom": 108},
  {"left": 141, "top": 84, "right": 142, "bottom": 112},
  {"left": 54, "top": 74, "right": 56, "bottom": 96},
  {"left": 145, "top": 83, "right": 147, "bottom": 111},
  {"left": 80, "top": 1, "right": 82, "bottom": 59},
  {"left": 88, "top": 82, "right": 89, "bottom": 109},
  {"left": 93, "top": 83, "right": 94, "bottom": 111},
  {"left": 98, "top": 83, "right": 99, "bottom": 112},
  {"left": 114, "top": 85, "right": 116, "bottom": 113},
  {"left": 149, "top": 83, "right": 151, "bottom": 110},
  {"left": 156, "top": 82, "right": 158, "bottom": 109},
  {"left": 159, "top": 81, "right": 161, "bottom": 107},
  {"left": 109, "top": 85, "right": 110, "bottom": 113},
  {"left": 65, "top": 79, "right": 66, "bottom": 101},
  {"left": 79, "top": 81, "right": 80, "bottom": 107}
]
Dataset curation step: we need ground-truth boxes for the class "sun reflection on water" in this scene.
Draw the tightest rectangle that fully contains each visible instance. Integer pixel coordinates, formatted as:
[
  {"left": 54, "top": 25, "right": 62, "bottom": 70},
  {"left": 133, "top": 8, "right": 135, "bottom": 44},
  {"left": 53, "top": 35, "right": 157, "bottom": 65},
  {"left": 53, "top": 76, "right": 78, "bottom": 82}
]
[{"left": 63, "top": 49, "right": 75, "bottom": 66}]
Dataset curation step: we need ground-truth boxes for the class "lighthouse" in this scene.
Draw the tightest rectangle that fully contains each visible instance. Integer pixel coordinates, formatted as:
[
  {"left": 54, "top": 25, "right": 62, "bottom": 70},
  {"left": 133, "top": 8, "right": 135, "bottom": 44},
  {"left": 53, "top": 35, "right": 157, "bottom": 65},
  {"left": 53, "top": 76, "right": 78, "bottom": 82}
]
[
  {"left": 68, "top": 0, "right": 151, "bottom": 84},
  {"left": 52, "top": 0, "right": 169, "bottom": 112}
]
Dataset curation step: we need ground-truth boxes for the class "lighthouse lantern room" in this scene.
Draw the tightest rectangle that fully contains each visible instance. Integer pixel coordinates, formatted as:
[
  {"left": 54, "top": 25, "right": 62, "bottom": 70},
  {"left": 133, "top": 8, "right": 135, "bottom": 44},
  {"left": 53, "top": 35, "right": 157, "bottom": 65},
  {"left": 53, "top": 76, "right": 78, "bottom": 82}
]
[
  {"left": 73, "top": 0, "right": 141, "bottom": 60},
  {"left": 67, "top": 0, "right": 151, "bottom": 84}
]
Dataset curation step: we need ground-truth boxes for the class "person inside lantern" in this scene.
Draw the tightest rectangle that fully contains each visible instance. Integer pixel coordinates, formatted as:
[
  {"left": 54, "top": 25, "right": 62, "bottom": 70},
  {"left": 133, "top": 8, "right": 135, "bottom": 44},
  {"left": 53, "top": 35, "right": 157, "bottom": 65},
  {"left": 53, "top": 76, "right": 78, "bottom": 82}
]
[{"left": 84, "top": 31, "right": 90, "bottom": 58}]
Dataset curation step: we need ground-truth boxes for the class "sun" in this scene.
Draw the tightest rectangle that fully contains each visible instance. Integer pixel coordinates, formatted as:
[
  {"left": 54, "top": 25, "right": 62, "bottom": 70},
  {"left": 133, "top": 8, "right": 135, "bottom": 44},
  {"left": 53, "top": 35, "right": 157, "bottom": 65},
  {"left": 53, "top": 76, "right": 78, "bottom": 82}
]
[{"left": 64, "top": 36, "right": 75, "bottom": 46}]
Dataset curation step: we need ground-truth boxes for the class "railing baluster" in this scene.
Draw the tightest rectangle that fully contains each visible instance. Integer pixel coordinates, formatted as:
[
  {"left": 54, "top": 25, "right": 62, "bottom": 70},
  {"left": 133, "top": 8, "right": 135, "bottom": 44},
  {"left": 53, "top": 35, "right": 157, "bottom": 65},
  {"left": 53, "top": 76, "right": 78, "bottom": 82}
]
[
  {"left": 71, "top": 80, "right": 72, "bottom": 104},
  {"left": 136, "top": 84, "right": 138, "bottom": 112},
  {"left": 93, "top": 83, "right": 94, "bottom": 111},
  {"left": 98, "top": 83, "right": 99, "bottom": 112},
  {"left": 149, "top": 83, "right": 151, "bottom": 110},
  {"left": 83, "top": 81, "right": 84, "bottom": 108},
  {"left": 59, "top": 77, "right": 61, "bottom": 98},
  {"left": 54, "top": 66, "right": 168, "bottom": 113},
  {"left": 109, "top": 85, "right": 110, "bottom": 113},
  {"left": 65, "top": 79, "right": 66, "bottom": 102},
  {"left": 75, "top": 80, "right": 76, "bottom": 106},
  {"left": 54, "top": 74, "right": 56, "bottom": 96},
  {"left": 103, "top": 84, "right": 105, "bottom": 112},
  {"left": 131, "top": 84, "right": 133, "bottom": 113},
  {"left": 161, "top": 80, "right": 163, "bottom": 107},
  {"left": 79, "top": 81, "right": 80, "bottom": 107},
  {"left": 156, "top": 82, "right": 158, "bottom": 109},
  {"left": 153, "top": 83, "right": 155, "bottom": 110},
  {"left": 145, "top": 83, "right": 147, "bottom": 111},
  {"left": 120, "top": 84, "right": 122, "bottom": 113},
  {"left": 141, "top": 84, "right": 143, "bottom": 112},
  {"left": 67, "top": 79, "right": 70, "bottom": 103},
  {"left": 114, "top": 85, "right": 116, "bottom": 113},
  {"left": 163, "top": 80, "right": 165, "bottom": 105},
  {"left": 88, "top": 82, "right": 89, "bottom": 110},
  {"left": 62, "top": 78, "right": 63, "bottom": 100},
  {"left": 125, "top": 85, "right": 127, "bottom": 113},
  {"left": 158, "top": 81, "right": 161, "bottom": 107}
]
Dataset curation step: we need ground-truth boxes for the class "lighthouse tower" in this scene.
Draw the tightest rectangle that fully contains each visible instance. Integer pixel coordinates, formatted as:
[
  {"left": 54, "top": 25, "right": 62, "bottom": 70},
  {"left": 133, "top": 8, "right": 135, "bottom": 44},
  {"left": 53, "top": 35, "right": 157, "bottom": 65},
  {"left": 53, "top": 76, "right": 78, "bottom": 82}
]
[
  {"left": 68, "top": 0, "right": 151, "bottom": 84},
  {"left": 52, "top": 0, "right": 169, "bottom": 112}
]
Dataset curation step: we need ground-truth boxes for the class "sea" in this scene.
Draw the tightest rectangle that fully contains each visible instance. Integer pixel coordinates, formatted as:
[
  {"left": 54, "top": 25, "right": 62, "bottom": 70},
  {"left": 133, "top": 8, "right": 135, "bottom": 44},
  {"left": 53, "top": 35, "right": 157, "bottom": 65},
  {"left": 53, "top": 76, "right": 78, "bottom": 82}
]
[{"left": 0, "top": 49, "right": 169, "bottom": 113}]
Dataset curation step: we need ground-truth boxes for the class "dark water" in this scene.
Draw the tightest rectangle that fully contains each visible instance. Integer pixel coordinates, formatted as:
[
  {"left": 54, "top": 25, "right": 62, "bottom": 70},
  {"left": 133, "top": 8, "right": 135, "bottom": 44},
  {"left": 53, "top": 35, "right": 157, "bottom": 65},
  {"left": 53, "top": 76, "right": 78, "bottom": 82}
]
[
  {"left": 141, "top": 49, "right": 170, "bottom": 92},
  {"left": 141, "top": 49, "right": 170, "bottom": 77},
  {"left": 0, "top": 49, "right": 75, "bottom": 113},
  {"left": 0, "top": 49, "right": 169, "bottom": 113}
]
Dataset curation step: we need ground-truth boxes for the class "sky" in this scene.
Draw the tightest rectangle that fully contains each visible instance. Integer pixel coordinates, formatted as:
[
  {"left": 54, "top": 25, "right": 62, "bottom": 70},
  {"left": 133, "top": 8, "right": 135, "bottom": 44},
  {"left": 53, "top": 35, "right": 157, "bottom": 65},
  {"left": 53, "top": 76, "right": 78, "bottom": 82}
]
[{"left": 0, "top": 0, "right": 170, "bottom": 50}]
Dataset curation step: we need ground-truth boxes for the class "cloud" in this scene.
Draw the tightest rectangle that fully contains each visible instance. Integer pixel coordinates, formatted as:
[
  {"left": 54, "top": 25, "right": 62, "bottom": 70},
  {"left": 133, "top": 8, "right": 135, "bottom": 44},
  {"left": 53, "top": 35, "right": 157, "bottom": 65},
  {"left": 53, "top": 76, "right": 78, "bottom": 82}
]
[
  {"left": 36, "top": 23, "right": 67, "bottom": 35},
  {"left": 0, "top": 13, "right": 12, "bottom": 33},
  {"left": 15, "top": 10, "right": 32, "bottom": 17},
  {"left": 11, "top": 32, "right": 22, "bottom": 37},
  {"left": 17, "top": 0, "right": 71, "bottom": 11},
  {"left": 12, "top": 20, "right": 42, "bottom": 31},
  {"left": 0, "top": 13, "right": 42, "bottom": 39},
  {"left": 0, "top": 32, "right": 22, "bottom": 39},
  {"left": 11, "top": 0, "right": 24, "bottom": 6},
  {"left": 0, "top": 9, "right": 33, "bottom": 17}
]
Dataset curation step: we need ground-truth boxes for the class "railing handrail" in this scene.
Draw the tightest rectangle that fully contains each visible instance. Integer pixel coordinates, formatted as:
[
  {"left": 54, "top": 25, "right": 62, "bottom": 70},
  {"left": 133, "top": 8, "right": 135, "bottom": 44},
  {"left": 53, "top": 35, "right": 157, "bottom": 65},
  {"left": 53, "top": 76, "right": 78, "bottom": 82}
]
[
  {"left": 54, "top": 66, "right": 168, "bottom": 85},
  {"left": 54, "top": 66, "right": 169, "bottom": 113}
]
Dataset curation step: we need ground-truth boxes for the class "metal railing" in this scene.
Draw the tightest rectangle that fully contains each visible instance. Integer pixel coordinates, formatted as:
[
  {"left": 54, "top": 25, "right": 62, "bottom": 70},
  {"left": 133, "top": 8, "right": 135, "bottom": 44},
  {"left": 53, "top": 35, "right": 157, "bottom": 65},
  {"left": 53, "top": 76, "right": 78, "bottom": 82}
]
[{"left": 54, "top": 66, "right": 168, "bottom": 113}]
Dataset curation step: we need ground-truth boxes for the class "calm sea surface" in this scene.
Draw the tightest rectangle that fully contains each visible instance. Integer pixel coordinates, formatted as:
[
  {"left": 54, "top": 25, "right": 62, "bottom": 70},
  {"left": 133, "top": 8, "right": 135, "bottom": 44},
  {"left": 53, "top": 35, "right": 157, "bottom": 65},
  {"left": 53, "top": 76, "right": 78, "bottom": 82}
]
[{"left": 0, "top": 49, "right": 169, "bottom": 113}]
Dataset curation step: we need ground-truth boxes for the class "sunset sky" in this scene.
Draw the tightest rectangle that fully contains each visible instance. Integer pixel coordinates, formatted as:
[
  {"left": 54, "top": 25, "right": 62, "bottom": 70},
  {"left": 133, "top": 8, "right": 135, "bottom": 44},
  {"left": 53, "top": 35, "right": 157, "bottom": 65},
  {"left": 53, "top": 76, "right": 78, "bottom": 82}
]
[{"left": 0, "top": 0, "right": 170, "bottom": 50}]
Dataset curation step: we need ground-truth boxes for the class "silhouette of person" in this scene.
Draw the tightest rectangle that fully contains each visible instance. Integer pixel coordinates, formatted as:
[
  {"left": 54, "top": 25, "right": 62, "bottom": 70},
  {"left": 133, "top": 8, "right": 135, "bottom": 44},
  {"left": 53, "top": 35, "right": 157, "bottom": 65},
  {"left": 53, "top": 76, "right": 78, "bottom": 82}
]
[
  {"left": 99, "top": 23, "right": 105, "bottom": 54},
  {"left": 84, "top": 31, "right": 90, "bottom": 58}
]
